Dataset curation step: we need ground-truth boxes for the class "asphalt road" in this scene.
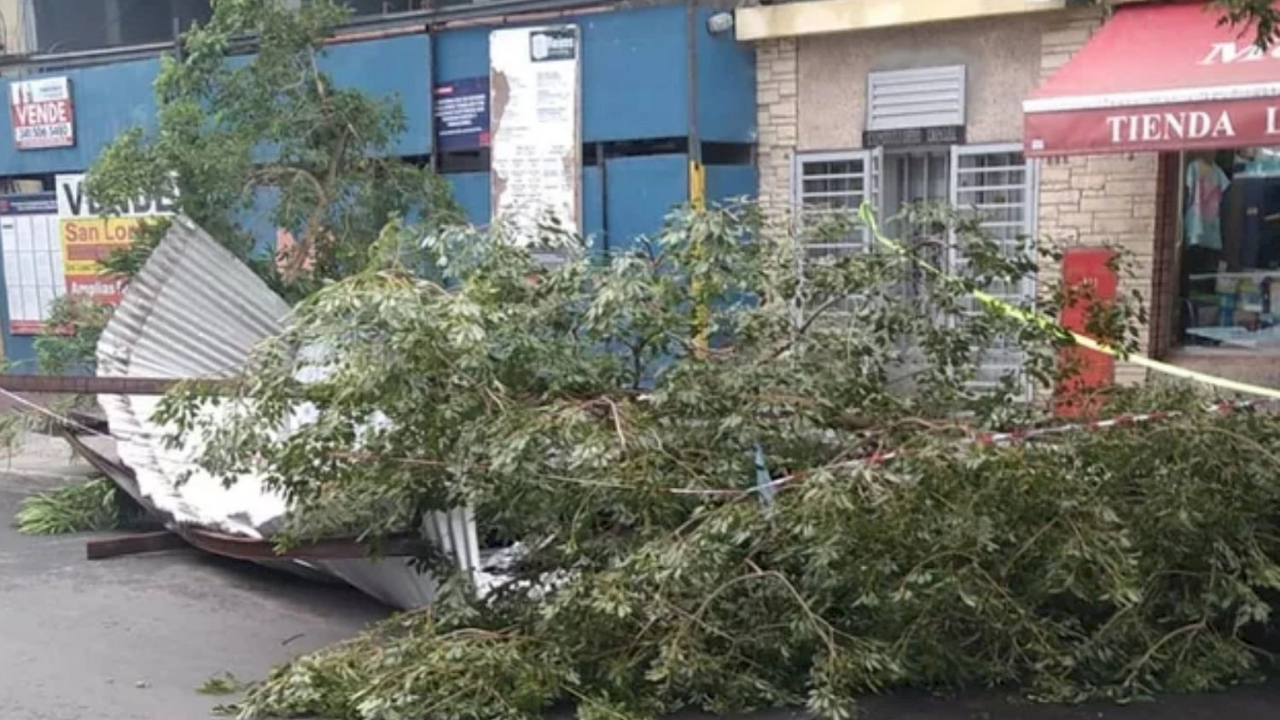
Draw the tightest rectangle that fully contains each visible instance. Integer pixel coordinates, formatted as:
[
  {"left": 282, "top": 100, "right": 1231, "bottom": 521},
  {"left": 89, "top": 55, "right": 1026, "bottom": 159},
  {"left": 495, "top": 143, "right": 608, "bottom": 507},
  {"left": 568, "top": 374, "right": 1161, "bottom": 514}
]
[{"left": 0, "top": 433, "right": 390, "bottom": 720}]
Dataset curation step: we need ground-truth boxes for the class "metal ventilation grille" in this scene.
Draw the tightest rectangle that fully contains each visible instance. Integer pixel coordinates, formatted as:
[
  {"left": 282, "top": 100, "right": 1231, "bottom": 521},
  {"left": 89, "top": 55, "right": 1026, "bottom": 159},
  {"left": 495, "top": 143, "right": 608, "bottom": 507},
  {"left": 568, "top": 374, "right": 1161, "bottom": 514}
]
[{"left": 867, "top": 65, "right": 967, "bottom": 131}]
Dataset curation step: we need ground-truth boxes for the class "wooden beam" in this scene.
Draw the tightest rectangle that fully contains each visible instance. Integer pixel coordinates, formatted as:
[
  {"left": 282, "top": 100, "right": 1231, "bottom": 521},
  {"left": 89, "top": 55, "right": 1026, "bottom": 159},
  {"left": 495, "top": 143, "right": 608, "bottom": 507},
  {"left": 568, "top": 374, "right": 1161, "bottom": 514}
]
[
  {"left": 0, "top": 375, "right": 234, "bottom": 395},
  {"left": 181, "top": 527, "right": 427, "bottom": 560},
  {"left": 84, "top": 528, "right": 422, "bottom": 562},
  {"left": 86, "top": 531, "right": 188, "bottom": 560}
]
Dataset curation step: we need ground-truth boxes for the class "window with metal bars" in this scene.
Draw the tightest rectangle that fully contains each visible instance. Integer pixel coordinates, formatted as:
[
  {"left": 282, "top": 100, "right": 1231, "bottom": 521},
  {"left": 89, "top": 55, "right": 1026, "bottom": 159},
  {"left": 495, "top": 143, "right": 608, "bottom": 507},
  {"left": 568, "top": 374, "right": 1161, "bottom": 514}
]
[
  {"left": 790, "top": 143, "right": 1038, "bottom": 394},
  {"left": 793, "top": 150, "right": 875, "bottom": 258},
  {"left": 949, "top": 143, "right": 1038, "bottom": 394}
]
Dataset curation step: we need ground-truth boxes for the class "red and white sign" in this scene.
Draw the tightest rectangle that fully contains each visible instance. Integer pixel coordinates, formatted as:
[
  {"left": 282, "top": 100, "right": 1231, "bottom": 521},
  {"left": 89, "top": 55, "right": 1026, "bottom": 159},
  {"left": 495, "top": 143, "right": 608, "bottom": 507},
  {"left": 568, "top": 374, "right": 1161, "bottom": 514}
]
[
  {"left": 1025, "top": 1, "right": 1280, "bottom": 156},
  {"left": 10, "top": 77, "right": 75, "bottom": 151}
]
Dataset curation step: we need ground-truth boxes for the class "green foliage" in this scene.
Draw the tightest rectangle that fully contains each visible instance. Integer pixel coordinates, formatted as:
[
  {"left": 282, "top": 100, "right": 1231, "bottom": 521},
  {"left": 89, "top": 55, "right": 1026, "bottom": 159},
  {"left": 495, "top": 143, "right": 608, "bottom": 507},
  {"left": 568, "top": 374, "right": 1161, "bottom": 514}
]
[
  {"left": 86, "top": 0, "right": 463, "bottom": 295},
  {"left": 0, "top": 358, "right": 25, "bottom": 458},
  {"left": 236, "top": 398, "right": 1280, "bottom": 720},
  {"left": 154, "top": 199, "right": 1280, "bottom": 720},
  {"left": 33, "top": 295, "right": 112, "bottom": 375},
  {"left": 99, "top": 218, "right": 171, "bottom": 279},
  {"left": 198, "top": 672, "right": 248, "bottom": 696},
  {"left": 29, "top": 296, "right": 112, "bottom": 420},
  {"left": 1214, "top": 0, "right": 1280, "bottom": 47},
  {"left": 242, "top": 615, "right": 568, "bottom": 720},
  {"left": 15, "top": 476, "right": 137, "bottom": 535},
  {"left": 0, "top": 408, "right": 25, "bottom": 461}
]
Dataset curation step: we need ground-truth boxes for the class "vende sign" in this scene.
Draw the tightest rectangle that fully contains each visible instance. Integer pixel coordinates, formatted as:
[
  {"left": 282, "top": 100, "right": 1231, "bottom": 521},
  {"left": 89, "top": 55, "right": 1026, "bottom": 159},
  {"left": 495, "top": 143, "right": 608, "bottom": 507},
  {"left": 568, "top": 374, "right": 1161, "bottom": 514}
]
[
  {"left": 55, "top": 173, "right": 176, "bottom": 306},
  {"left": 10, "top": 77, "right": 75, "bottom": 150}
]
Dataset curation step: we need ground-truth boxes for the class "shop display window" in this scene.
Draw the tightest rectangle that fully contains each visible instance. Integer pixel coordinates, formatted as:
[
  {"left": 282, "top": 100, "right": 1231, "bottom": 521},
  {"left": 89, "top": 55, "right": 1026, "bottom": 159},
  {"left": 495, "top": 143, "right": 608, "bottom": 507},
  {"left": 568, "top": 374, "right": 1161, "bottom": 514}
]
[{"left": 1179, "top": 148, "right": 1280, "bottom": 352}]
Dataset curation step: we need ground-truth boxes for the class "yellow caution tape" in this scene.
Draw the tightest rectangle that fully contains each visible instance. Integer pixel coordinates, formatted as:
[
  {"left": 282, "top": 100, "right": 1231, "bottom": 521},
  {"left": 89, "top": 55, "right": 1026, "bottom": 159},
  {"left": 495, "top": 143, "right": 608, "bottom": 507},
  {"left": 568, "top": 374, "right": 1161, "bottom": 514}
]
[
  {"left": 974, "top": 289, "right": 1280, "bottom": 399},
  {"left": 857, "top": 205, "right": 1280, "bottom": 400}
]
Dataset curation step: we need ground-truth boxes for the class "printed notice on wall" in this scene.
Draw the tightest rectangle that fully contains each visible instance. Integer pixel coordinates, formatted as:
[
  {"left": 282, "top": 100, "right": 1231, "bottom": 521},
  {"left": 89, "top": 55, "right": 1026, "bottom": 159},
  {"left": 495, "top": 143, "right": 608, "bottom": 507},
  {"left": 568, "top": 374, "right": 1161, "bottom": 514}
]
[
  {"left": 434, "top": 76, "right": 490, "bottom": 152},
  {"left": 56, "top": 173, "right": 176, "bottom": 306},
  {"left": 10, "top": 77, "right": 75, "bottom": 150},
  {"left": 489, "top": 25, "right": 581, "bottom": 241},
  {"left": 0, "top": 193, "right": 63, "bottom": 334}
]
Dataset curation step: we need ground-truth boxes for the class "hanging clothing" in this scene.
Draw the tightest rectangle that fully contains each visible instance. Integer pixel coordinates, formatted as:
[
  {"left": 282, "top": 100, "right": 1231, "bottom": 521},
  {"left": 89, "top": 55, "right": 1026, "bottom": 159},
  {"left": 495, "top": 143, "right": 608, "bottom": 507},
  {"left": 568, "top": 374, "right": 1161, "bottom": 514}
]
[{"left": 1185, "top": 159, "right": 1231, "bottom": 250}]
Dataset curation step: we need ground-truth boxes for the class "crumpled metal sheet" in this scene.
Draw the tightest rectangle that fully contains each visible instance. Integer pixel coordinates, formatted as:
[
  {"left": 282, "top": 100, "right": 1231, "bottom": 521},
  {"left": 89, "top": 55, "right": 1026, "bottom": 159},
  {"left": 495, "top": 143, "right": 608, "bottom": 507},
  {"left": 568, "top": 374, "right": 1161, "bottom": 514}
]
[
  {"left": 94, "top": 216, "right": 477, "bottom": 609},
  {"left": 96, "top": 216, "right": 292, "bottom": 538}
]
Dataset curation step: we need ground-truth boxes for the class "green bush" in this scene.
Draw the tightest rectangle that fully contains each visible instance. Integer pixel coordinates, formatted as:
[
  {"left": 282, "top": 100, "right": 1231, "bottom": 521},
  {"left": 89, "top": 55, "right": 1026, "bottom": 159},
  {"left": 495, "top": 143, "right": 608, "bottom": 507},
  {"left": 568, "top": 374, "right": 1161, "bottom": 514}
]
[
  {"left": 33, "top": 295, "right": 112, "bottom": 376},
  {"left": 158, "top": 202, "right": 1280, "bottom": 719},
  {"left": 232, "top": 397, "right": 1280, "bottom": 720},
  {"left": 16, "top": 476, "right": 140, "bottom": 535}
]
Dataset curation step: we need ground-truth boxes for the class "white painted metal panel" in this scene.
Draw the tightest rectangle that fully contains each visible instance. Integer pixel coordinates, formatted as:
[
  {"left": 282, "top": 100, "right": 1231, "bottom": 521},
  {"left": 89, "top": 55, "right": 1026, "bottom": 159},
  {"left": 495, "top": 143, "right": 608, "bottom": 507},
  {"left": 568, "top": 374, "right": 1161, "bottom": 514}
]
[{"left": 867, "top": 65, "right": 966, "bottom": 131}]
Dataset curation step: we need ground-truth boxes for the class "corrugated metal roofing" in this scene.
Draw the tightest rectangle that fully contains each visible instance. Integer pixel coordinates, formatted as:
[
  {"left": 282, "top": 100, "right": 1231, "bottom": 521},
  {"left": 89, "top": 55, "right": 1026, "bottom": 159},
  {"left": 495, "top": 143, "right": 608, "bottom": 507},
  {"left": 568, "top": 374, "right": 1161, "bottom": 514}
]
[
  {"left": 96, "top": 216, "right": 292, "bottom": 537},
  {"left": 94, "top": 216, "right": 483, "bottom": 609}
]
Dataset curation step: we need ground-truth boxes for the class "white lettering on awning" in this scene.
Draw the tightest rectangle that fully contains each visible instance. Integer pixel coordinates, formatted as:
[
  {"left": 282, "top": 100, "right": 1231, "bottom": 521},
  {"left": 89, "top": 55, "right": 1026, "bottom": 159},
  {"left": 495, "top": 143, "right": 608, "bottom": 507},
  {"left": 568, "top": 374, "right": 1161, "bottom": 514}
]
[
  {"left": 1201, "top": 41, "right": 1275, "bottom": 65},
  {"left": 1213, "top": 111, "right": 1237, "bottom": 137},
  {"left": 1105, "top": 110, "right": 1237, "bottom": 144},
  {"left": 1106, "top": 115, "right": 1126, "bottom": 144}
]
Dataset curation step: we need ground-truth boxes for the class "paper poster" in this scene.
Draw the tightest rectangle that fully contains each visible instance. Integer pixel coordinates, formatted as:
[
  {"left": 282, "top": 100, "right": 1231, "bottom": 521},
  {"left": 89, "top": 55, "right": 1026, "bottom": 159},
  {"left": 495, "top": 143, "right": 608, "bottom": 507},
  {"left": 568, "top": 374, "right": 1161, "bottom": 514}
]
[
  {"left": 434, "top": 76, "right": 490, "bottom": 152},
  {"left": 489, "top": 26, "right": 581, "bottom": 240},
  {"left": 0, "top": 193, "right": 63, "bottom": 334}
]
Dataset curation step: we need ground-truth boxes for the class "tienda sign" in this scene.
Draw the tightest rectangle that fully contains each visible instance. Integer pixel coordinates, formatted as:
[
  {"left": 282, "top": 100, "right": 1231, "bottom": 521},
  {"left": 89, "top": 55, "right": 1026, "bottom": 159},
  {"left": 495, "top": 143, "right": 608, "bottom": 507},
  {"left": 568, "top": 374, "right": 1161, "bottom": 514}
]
[
  {"left": 1022, "top": 2, "right": 1280, "bottom": 157},
  {"left": 10, "top": 77, "right": 75, "bottom": 150},
  {"left": 1106, "top": 109, "right": 1248, "bottom": 145},
  {"left": 1027, "top": 97, "right": 1280, "bottom": 156}
]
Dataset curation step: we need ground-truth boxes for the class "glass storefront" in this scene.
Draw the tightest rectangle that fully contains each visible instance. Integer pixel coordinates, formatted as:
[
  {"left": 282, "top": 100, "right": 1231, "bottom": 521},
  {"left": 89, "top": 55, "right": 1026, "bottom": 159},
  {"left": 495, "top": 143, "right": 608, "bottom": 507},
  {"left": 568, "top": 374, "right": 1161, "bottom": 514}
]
[{"left": 1179, "top": 148, "right": 1280, "bottom": 353}]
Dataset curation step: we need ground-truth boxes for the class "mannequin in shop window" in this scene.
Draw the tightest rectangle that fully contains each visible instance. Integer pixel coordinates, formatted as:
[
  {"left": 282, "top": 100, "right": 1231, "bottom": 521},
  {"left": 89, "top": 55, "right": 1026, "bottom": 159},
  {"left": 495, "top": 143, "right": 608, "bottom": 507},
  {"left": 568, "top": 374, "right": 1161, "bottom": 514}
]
[
  {"left": 1185, "top": 152, "right": 1230, "bottom": 256},
  {"left": 1182, "top": 152, "right": 1232, "bottom": 335}
]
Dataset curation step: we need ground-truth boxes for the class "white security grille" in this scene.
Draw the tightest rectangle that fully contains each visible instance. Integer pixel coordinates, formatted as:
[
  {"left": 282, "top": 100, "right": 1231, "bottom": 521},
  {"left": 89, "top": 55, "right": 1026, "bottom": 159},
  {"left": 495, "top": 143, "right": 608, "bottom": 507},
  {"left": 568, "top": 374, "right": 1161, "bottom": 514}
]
[
  {"left": 867, "top": 65, "right": 967, "bottom": 132},
  {"left": 792, "top": 144, "right": 1039, "bottom": 398},
  {"left": 949, "top": 143, "right": 1038, "bottom": 393},
  {"left": 793, "top": 150, "right": 875, "bottom": 257}
]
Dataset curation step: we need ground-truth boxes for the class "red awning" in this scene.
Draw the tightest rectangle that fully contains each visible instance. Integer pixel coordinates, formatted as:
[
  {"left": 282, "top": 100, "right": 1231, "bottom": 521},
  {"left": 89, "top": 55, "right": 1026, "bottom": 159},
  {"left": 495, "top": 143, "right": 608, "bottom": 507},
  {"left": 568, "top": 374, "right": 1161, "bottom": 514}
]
[{"left": 1025, "top": 2, "right": 1280, "bottom": 157}]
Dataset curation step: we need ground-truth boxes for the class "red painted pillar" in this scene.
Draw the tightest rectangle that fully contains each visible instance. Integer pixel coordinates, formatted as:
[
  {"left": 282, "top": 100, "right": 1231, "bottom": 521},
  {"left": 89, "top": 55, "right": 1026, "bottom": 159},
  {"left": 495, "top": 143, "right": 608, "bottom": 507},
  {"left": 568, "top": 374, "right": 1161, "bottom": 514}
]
[{"left": 1055, "top": 248, "right": 1118, "bottom": 418}]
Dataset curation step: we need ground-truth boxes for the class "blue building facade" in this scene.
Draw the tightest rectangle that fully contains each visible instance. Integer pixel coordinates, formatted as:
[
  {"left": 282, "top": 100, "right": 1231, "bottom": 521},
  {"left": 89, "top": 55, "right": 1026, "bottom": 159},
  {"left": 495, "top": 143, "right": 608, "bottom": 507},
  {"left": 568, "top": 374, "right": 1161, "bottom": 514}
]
[{"left": 0, "top": 3, "right": 757, "bottom": 369}]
